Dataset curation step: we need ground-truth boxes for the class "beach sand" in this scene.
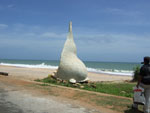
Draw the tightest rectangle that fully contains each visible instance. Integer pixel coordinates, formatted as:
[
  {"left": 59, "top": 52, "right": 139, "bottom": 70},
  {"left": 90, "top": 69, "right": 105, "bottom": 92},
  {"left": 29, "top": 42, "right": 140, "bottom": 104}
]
[
  {"left": 0, "top": 65, "right": 132, "bottom": 82},
  {"left": 0, "top": 65, "right": 133, "bottom": 113}
]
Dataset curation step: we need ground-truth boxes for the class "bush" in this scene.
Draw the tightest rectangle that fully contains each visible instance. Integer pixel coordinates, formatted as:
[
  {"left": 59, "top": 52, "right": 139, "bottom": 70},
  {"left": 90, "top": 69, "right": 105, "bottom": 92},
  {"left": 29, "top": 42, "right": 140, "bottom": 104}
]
[{"left": 132, "top": 66, "right": 140, "bottom": 81}]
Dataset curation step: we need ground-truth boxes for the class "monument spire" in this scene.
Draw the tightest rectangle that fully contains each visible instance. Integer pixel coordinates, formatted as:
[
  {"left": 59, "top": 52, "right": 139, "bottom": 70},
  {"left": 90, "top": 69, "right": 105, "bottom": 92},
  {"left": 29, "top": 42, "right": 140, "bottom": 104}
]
[
  {"left": 69, "top": 21, "right": 72, "bottom": 32},
  {"left": 56, "top": 21, "right": 88, "bottom": 82}
]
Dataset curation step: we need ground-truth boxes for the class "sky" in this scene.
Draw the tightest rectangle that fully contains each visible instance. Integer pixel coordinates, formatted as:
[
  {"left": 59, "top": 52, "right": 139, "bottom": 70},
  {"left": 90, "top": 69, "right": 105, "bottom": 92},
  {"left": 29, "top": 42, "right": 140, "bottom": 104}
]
[{"left": 0, "top": 0, "right": 150, "bottom": 62}]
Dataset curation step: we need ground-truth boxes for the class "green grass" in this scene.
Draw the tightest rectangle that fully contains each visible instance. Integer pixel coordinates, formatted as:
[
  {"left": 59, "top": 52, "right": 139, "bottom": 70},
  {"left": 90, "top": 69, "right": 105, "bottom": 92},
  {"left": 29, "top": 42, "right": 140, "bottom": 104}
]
[
  {"left": 35, "top": 76, "right": 136, "bottom": 98},
  {"left": 83, "top": 82, "right": 135, "bottom": 97}
]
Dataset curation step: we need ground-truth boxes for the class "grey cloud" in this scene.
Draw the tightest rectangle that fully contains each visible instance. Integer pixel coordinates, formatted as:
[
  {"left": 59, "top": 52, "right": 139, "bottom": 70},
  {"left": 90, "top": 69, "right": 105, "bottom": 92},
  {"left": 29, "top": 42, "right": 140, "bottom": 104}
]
[
  {"left": 103, "top": 8, "right": 142, "bottom": 16},
  {"left": 0, "top": 24, "right": 8, "bottom": 29},
  {"left": 41, "top": 32, "right": 66, "bottom": 39},
  {"left": 0, "top": 4, "right": 15, "bottom": 10},
  {"left": 7, "top": 4, "right": 15, "bottom": 8}
]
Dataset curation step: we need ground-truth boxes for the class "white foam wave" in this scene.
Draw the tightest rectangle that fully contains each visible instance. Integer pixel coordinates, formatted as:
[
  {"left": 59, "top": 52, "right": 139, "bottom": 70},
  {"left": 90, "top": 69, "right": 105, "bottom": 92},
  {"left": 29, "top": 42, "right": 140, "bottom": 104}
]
[
  {"left": 87, "top": 67, "right": 133, "bottom": 76},
  {"left": 0, "top": 62, "right": 58, "bottom": 69},
  {"left": 0, "top": 62, "right": 133, "bottom": 76}
]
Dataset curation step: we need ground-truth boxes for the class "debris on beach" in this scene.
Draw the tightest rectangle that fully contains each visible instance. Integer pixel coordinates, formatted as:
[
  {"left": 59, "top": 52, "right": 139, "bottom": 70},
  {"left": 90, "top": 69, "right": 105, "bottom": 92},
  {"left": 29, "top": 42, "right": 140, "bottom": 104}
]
[
  {"left": 69, "top": 78, "right": 76, "bottom": 84},
  {"left": 0, "top": 72, "right": 8, "bottom": 76},
  {"left": 46, "top": 72, "right": 96, "bottom": 89}
]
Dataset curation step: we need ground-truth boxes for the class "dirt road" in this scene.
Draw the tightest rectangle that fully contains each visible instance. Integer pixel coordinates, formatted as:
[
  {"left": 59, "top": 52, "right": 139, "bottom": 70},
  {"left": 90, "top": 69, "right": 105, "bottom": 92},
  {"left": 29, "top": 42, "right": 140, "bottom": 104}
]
[
  {"left": 0, "top": 88, "right": 97, "bottom": 113},
  {"left": 0, "top": 75, "right": 113, "bottom": 113}
]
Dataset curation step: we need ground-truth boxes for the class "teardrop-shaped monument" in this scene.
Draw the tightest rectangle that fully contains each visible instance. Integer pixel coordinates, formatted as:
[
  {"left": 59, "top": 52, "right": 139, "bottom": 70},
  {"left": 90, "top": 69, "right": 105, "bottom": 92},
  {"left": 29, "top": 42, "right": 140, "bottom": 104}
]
[{"left": 56, "top": 22, "right": 88, "bottom": 82}]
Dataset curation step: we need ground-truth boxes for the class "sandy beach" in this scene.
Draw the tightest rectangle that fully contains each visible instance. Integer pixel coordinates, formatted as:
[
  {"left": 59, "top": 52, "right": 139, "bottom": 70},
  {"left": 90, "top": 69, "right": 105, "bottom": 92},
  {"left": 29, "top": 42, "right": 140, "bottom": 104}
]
[
  {"left": 1, "top": 65, "right": 130, "bottom": 113},
  {"left": 0, "top": 65, "right": 136, "bottom": 113},
  {"left": 0, "top": 65, "right": 132, "bottom": 82}
]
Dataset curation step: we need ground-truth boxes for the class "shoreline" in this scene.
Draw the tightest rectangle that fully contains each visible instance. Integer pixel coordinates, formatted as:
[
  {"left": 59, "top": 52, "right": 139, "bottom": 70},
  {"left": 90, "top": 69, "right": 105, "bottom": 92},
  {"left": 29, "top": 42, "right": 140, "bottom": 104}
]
[
  {"left": 0, "top": 62, "right": 134, "bottom": 76},
  {"left": 0, "top": 65, "right": 132, "bottom": 82}
]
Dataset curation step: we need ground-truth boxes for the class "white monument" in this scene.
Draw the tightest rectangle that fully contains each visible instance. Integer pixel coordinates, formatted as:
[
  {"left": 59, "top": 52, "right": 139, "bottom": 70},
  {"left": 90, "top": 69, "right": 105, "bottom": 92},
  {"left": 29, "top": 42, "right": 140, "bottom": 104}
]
[{"left": 56, "top": 22, "right": 88, "bottom": 82}]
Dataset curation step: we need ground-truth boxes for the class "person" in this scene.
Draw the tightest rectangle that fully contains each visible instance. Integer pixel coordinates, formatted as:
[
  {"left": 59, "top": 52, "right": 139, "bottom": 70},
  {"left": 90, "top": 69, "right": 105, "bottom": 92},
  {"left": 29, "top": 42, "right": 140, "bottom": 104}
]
[{"left": 137, "top": 56, "right": 150, "bottom": 113}]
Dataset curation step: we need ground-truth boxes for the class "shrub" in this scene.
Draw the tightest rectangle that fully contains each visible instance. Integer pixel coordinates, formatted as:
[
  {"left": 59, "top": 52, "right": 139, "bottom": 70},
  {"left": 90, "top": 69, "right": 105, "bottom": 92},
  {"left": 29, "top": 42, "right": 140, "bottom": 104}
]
[{"left": 132, "top": 66, "right": 140, "bottom": 81}]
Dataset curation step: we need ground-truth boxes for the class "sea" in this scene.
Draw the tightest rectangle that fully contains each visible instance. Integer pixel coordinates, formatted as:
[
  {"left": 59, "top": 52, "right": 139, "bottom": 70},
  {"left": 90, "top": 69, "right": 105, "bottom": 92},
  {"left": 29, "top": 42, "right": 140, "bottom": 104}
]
[{"left": 0, "top": 59, "right": 141, "bottom": 76}]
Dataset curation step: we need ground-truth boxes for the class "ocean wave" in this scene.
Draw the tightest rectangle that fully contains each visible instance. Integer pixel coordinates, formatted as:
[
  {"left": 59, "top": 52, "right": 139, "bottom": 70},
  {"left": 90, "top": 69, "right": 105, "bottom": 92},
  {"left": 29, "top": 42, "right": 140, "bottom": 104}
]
[
  {"left": 87, "top": 67, "right": 133, "bottom": 76},
  {"left": 0, "top": 62, "right": 133, "bottom": 76},
  {"left": 0, "top": 62, "right": 58, "bottom": 69}
]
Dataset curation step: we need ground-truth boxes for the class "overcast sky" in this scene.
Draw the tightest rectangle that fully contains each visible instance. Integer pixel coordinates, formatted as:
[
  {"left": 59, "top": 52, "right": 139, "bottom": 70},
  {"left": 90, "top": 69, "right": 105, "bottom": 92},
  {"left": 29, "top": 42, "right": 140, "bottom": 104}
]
[{"left": 0, "top": 0, "right": 150, "bottom": 62}]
